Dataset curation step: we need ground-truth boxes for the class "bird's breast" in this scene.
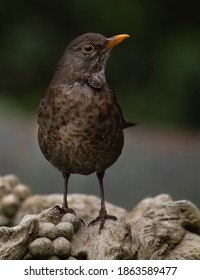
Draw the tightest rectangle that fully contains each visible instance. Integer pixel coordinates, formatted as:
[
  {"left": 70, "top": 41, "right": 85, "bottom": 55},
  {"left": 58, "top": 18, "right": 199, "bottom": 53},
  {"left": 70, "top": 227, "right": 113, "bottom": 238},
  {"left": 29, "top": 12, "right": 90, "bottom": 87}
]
[{"left": 38, "top": 83, "right": 124, "bottom": 174}]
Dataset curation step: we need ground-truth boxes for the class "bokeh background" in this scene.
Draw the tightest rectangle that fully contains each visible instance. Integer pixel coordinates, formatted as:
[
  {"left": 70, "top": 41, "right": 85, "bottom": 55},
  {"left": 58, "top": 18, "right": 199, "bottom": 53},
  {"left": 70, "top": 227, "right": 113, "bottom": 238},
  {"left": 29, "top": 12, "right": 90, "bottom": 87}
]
[{"left": 0, "top": 0, "right": 200, "bottom": 210}]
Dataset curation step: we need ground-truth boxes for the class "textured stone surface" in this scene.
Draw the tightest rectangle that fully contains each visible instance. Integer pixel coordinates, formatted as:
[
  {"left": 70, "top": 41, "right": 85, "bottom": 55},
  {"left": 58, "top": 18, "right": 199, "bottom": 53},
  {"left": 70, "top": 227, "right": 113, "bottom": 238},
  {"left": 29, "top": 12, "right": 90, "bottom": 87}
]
[
  {"left": 15, "top": 193, "right": 126, "bottom": 225},
  {"left": 13, "top": 184, "right": 31, "bottom": 201},
  {"left": 56, "top": 222, "right": 74, "bottom": 239},
  {"left": 60, "top": 213, "right": 81, "bottom": 231},
  {"left": 29, "top": 237, "right": 53, "bottom": 259},
  {"left": 1, "top": 194, "right": 20, "bottom": 218},
  {"left": 127, "top": 194, "right": 200, "bottom": 259},
  {"left": 1, "top": 175, "right": 20, "bottom": 188},
  {"left": 0, "top": 219, "right": 38, "bottom": 259},
  {"left": 0, "top": 179, "right": 200, "bottom": 260},
  {"left": 71, "top": 217, "right": 137, "bottom": 260},
  {"left": 53, "top": 237, "right": 71, "bottom": 258},
  {"left": 0, "top": 175, "right": 31, "bottom": 225},
  {"left": 38, "top": 222, "right": 59, "bottom": 240}
]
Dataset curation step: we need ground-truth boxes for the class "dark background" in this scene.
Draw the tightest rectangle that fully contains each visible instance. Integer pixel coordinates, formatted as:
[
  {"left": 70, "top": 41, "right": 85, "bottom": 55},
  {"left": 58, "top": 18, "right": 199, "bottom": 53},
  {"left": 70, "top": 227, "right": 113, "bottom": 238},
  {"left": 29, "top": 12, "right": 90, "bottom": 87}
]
[{"left": 0, "top": 0, "right": 200, "bottom": 210}]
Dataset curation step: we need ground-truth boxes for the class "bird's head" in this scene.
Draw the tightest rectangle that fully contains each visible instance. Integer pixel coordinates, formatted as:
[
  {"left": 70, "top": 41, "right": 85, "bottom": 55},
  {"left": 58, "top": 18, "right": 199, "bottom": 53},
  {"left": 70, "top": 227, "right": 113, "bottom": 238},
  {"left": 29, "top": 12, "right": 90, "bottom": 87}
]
[{"left": 53, "top": 33, "right": 129, "bottom": 88}]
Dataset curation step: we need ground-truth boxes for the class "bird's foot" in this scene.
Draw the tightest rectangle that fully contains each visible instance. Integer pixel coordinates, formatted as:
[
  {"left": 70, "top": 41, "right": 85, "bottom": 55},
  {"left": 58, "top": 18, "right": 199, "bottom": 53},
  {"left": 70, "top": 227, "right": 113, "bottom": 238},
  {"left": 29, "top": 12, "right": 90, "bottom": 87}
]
[
  {"left": 54, "top": 205, "right": 76, "bottom": 214},
  {"left": 88, "top": 207, "right": 117, "bottom": 234},
  {"left": 54, "top": 205, "right": 85, "bottom": 225}
]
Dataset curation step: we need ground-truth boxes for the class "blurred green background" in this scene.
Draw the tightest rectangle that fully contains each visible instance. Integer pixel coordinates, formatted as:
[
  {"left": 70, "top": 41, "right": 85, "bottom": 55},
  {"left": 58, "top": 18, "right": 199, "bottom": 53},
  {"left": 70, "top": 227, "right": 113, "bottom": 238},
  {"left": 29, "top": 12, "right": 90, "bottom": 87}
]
[
  {"left": 0, "top": 0, "right": 200, "bottom": 209},
  {"left": 1, "top": 0, "right": 200, "bottom": 126}
]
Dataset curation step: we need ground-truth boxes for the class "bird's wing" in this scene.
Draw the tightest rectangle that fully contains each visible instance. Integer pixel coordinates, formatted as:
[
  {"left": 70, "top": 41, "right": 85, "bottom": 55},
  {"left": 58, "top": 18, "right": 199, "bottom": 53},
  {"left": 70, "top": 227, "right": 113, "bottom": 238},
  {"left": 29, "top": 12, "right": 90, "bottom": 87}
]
[
  {"left": 116, "top": 103, "right": 138, "bottom": 129},
  {"left": 107, "top": 84, "right": 138, "bottom": 129}
]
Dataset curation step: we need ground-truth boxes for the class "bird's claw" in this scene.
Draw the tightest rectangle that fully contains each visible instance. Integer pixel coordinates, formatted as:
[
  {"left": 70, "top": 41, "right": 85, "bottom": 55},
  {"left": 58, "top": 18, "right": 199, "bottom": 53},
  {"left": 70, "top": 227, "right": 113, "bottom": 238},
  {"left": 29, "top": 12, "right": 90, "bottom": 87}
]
[
  {"left": 88, "top": 208, "right": 117, "bottom": 234},
  {"left": 54, "top": 205, "right": 75, "bottom": 214},
  {"left": 54, "top": 205, "right": 85, "bottom": 225}
]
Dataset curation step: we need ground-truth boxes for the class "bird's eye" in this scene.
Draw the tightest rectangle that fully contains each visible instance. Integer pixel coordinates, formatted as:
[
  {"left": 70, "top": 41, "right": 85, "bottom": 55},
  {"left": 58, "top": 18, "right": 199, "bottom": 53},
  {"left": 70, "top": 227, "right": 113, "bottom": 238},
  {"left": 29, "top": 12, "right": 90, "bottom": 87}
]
[{"left": 82, "top": 44, "right": 95, "bottom": 54}]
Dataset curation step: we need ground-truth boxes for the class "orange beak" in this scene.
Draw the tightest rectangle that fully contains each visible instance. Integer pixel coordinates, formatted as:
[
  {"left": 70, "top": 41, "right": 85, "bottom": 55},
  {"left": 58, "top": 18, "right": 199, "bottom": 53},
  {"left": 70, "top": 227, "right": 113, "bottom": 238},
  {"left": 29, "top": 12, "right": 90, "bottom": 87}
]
[{"left": 106, "top": 34, "right": 130, "bottom": 49}]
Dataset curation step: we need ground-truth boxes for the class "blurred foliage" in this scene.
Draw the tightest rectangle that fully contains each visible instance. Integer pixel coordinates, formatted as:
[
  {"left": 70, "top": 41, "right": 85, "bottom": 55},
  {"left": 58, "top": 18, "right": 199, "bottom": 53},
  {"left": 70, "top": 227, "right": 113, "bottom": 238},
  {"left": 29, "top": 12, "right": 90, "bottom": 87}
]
[{"left": 0, "top": 0, "right": 200, "bottom": 127}]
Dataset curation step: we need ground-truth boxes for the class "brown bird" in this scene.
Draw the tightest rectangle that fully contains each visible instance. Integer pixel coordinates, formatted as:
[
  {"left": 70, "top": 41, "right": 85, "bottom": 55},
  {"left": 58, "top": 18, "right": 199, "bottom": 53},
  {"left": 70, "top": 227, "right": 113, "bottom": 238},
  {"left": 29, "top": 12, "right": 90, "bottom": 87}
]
[{"left": 37, "top": 33, "right": 136, "bottom": 233}]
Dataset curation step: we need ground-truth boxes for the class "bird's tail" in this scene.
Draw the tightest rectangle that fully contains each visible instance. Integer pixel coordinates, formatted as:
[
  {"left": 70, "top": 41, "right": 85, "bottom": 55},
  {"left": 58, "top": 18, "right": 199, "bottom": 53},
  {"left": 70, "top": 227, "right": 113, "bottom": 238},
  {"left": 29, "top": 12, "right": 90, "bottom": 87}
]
[{"left": 123, "top": 121, "right": 138, "bottom": 129}]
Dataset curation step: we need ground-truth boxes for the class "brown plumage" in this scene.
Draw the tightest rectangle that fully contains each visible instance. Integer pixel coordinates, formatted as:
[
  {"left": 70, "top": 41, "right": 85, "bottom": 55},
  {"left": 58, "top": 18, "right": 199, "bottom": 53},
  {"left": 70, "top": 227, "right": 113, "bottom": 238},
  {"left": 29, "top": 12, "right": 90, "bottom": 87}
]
[{"left": 37, "top": 33, "right": 136, "bottom": 233}]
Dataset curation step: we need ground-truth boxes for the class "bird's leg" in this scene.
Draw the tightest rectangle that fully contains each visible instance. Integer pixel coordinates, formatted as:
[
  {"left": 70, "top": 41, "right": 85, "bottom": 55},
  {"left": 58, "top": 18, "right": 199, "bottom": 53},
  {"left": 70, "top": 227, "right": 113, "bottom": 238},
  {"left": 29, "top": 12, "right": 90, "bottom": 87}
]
[
  {"left": 88, "top": 170, "right": 117, "bottom": 234},
  {"left": 62, "top": 172, "right": 71, "bottom": 211},
  {"left": 54, "top": 172, "right": 74, "bottom": 214},
  {"left": 54, "top": 172, "right": 85, "bottom": 225}
]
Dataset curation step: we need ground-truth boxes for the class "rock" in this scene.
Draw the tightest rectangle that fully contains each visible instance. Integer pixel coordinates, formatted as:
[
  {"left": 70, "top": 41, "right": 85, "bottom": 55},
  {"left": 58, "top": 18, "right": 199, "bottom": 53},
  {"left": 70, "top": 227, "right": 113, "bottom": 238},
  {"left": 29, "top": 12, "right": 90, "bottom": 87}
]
[
  {"left": 38, "top": 207, "right": 64, "bottom": 225},
  {"left": 38, "top": 222, "right": 59, "bottom": 240},
  {"left": 0, "top": 219, "right": 38, "bottom": 259},
  {"left": 1, "top": 194, "right": 20, "bottom": 218},
  {"left": 2, "top": 175, "right": 20, "bottom": 188},
  {"left": 0, "top": 175, "right": 31, "bottom": 225},
  {"left": 29, "top": 237, "right": 53, "bottom": 259},
  {"left": 71, "top": 217, "right": 137, "bottom": 260},
  {"left": 60, "top": 213, "right": 81, "bottom": 231},
  {"left": 0, "top": 214, "right": 10, "bottom": 226},
  {"left": 127, "top": 194, "right": 200, "bottom": 259},
  {"left": 0, "top": 175, "right": 200, "bottom": 260},
  {"left": 13, "top": 184, "right": 31, "bottom": 201},
  {"left": 0, "top": 181, "right": 11, "bottom": 199},
  {"left": 53, "top": 237, "right": 71, "bottom": 258},
  {"left": 48, "top": 255, "right": 61, "bottom": 260},
  {"left": 56, "top": 222, "right": 74, "bottom": 239},
  {"left": 126, "top": 194, "right": 172, "bottom": 221},
  {"left": 16, "top": 194, "right": 63, "bottom": 220},
  {"left": 15, "top": 193, "right": 127, "bottom": 224},
  {"left": 67, "top": 256, "right": 77, "bottom": 260},
  {"left": 166, "top": 232, "right": 200, "bottom": 259},
  {"left": 20, "top": 213, "right": 39, "bottom": 224},
  {"left": 23, "top": 253, "right": 34, "bottom": 260}
]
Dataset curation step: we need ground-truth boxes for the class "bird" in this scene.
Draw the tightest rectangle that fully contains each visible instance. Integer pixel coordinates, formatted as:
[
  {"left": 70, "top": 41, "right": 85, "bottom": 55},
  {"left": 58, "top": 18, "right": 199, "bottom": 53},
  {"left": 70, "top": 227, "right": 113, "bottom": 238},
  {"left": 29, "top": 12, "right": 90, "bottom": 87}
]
[{"left": 37, "top": 32, "right": 136, "bottom": 233}]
